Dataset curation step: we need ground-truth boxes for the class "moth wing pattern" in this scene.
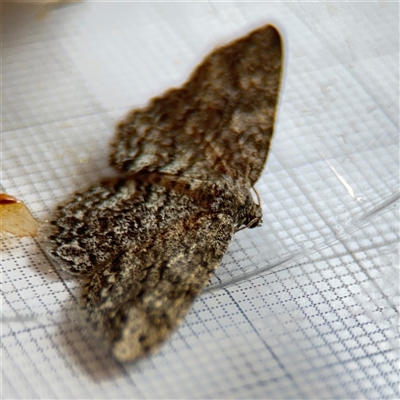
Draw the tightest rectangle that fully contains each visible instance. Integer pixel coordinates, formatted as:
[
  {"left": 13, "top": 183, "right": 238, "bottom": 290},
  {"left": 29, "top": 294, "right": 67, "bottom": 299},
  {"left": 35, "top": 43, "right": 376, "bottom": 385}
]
[
  {"left": 82, "top": 211, "right": 234, "bottom": 362},
  {"left": 46, "top": 24, "right": 284, "bottom": 363},
  {"left": 47, "top": 176, "right": 213, "bottom": 277},
  {"left": 111, "top": 25, "right": 283, "bottom": 185}
]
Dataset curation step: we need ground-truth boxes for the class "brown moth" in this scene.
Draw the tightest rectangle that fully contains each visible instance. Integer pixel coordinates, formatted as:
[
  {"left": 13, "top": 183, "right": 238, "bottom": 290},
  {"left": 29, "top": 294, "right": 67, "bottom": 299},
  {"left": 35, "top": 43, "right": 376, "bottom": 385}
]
[{"left": 46, "top": 25, "right": 283, "bottom": 362}]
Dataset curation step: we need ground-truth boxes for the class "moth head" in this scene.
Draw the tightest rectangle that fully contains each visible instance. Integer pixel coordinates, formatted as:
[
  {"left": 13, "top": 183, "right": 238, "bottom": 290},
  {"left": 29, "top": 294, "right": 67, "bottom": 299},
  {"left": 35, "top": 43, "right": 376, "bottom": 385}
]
[
  {"left": 245, "top": 204, "right": 263, "bottom": 229},
  {"left": 207, "top": 177, "right": 263, "bottom": 231},
  {"left": 234, "top": 188, "right": 263, "bottom": 232}
]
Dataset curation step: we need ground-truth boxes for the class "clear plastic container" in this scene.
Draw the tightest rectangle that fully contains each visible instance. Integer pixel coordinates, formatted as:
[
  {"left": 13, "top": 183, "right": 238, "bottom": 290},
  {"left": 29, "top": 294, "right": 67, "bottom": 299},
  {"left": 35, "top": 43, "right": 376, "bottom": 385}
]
[{"left": 2, "top": 2, "right": 398, "bottom": 399}]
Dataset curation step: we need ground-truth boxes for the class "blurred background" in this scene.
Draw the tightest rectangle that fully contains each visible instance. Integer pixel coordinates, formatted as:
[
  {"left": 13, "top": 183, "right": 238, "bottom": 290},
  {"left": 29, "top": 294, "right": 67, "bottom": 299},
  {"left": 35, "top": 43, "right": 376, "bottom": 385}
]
[{"left": 1, "top": 2, "right": 399, "bottom": 399}]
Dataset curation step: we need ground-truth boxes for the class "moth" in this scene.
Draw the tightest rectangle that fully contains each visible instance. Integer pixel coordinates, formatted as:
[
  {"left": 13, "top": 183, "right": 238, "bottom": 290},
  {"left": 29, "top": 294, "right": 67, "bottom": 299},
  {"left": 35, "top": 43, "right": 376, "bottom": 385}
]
[{"left": 46, "top": 24, "right": 283, "bottom": 362}]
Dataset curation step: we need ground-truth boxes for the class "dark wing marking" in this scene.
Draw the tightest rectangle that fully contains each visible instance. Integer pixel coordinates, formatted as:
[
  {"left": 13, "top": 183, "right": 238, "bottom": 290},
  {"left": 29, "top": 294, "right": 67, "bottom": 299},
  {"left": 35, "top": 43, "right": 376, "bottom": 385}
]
[
  {"left": 82, "top": 213, "right": 234, "bottom": 362},
  {"left": 111, "top": 25, "right": 283, "bottom": 185},
  {"left": 47, "top": 177, "right": 208, "bottom": 276}
]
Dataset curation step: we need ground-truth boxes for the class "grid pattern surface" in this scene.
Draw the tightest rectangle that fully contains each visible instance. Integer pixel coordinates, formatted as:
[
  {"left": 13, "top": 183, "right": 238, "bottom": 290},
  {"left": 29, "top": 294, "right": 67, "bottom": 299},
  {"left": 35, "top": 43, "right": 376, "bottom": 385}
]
[{"left": 1, "top": 2, "right": 399, "bottom": 399}]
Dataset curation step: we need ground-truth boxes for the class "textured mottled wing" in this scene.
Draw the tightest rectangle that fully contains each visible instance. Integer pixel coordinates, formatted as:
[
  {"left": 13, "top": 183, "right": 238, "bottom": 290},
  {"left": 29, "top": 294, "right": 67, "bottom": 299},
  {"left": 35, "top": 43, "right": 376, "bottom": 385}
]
[
  {"left": 82, "top": 211, "right": 233, "bottom": 362},
  {"left": 111, "top": 25, "right": 283, "bottom": 185},
  {"left": 46, "top": 177, "right": 234, "bottom": 362},
  {"left": 48, "top": 176, "right": 214, "bottom": 276}
]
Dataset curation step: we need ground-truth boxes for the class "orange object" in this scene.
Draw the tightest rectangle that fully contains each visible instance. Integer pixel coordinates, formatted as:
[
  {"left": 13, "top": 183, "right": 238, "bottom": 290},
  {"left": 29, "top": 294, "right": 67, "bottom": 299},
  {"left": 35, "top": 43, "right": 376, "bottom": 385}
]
[{"left": 0, "top": 193, "right": 39, "bottom": 237}]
